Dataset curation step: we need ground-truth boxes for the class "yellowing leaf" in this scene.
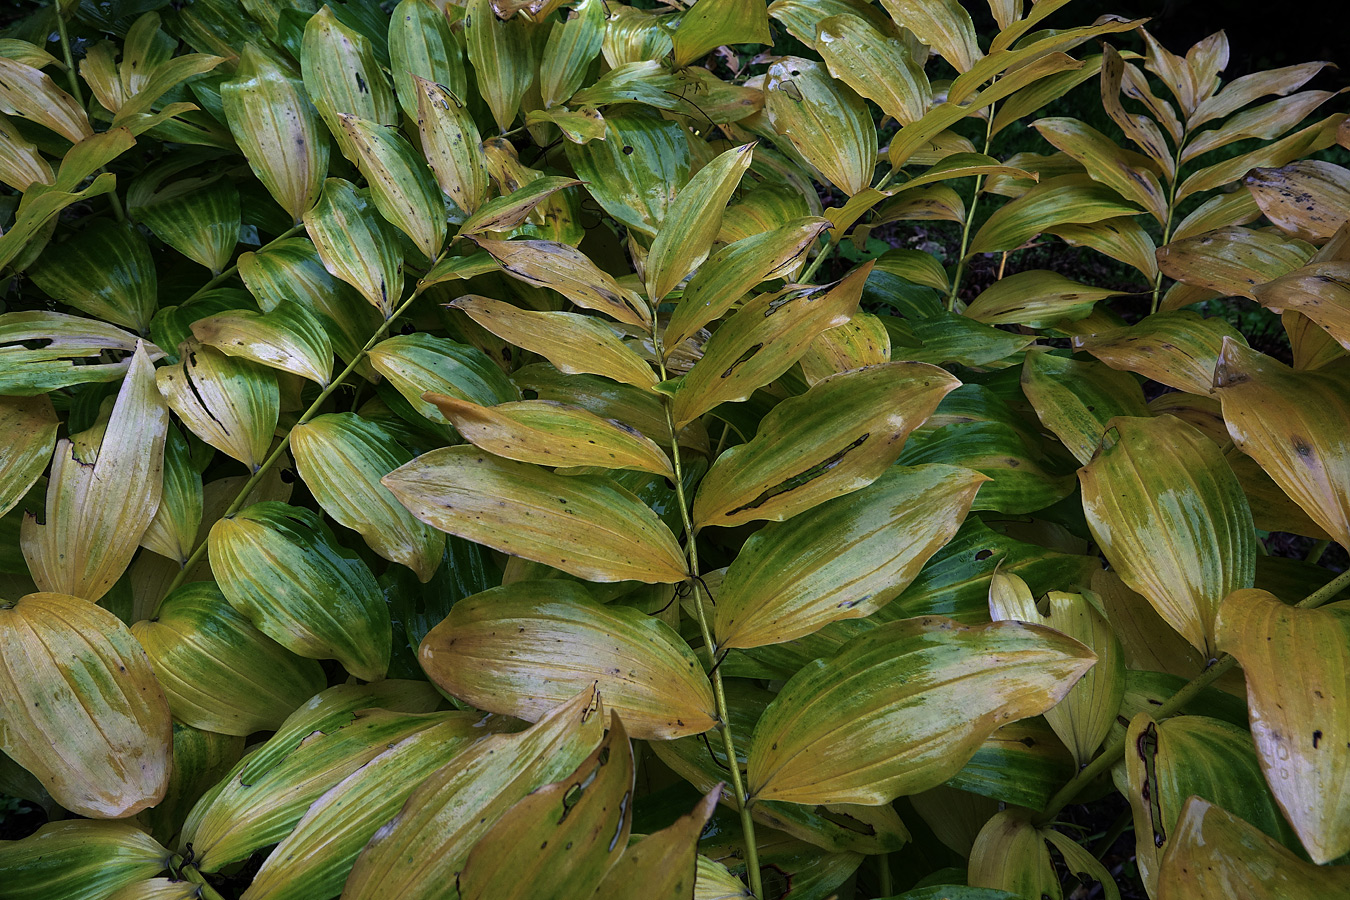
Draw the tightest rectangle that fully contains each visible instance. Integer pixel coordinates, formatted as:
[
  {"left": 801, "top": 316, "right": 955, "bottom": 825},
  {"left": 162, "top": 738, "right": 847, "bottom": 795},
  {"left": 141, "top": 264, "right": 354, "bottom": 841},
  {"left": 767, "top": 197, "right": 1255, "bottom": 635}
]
[
  {"left": 366, "top": 333, "right": 520, "bottom": 431},
  {"left": 303, "top": 178, "right": 405, "bottom": 317},
  {"left": 241, "top": 715, "right": 486, "bottom": 900},
  {"left": 156, "top": 342, "right": 279, "bottom": 472},
  {"left": 291, "top": 413, "right": 445, "bottom": 582},
  {"left": 181, "top": 682, "right": 442, "bottom": 871},
  {"left": 970, "top": 174, "right": 1144, "bottom": 255},
  {"left": 1212, "top": 338, "right": 1350, "bottom": 547},
  {"left": 191, "top": 300, "right": 334, "bottom": 386},
  {"left": 458, "top": 175, "right": 582, "bottom": 236},
  {"left": 964, "top": 269, "right": 1124, "bottom": 328},
  {"left": 345, "top": 687, "right": 604, "bottom": 900},
  {"left": 816, "top": 14, "right": 930, "bottom": 126},
  {"left": 646, "top": 143, "right": 755, "bottom": 302},
  {"left": 693, "top": 361, "right": 959, "bottom": 530},
  {"left": 877, "top": 0, "right": 981, "bottom": 72},
  {"left": 1252, "top": 261, "right": 1350, "bottom": 352},
  {"left": 384, "top": 446, "right": 688, "bottom": 583},
  {"left": 413, "top": 76, "right": 490, "bottom": 215},
  {"left": 0, "top": 593, "right": 171, "bottom": 818},
  {"left": 967, "top": 810, "right": 1061, "bottom": 900},
  {"left": 208, "top": 502, "right": 392, "bottom": 681},
  {"left": 426, "top": 395, "right": 674, "bottom": 478},
  {"left": 747, "top": 616, "right": 1095, "bottom": 805},
  {"left": 421, "top": 582, "right": 715, "bottom": 739},
  {"left": 1033, "top": 117, "right": 1168, "bottom": 223},
  {"left": 1021, "top": 349, "right": 1150, "bottom": 465},
  {"left": 1073, "top": 310, "right": 1248, "bottom": 394},
  {"left": 672, "top": 0, "right": 771, "bottom": 67},
  {"left": 339, "top": 114, "right": 446, "bottom": 261},
  {"left": 989, "top": 574, "right": 1125, "bottom": 767},
  {"left": 670, "top": 264, "right": 870, "bottom": 427},
  {"left": 131, "top": 583, "right": 326, "bottom": 737},
  {"left": 301, "top": 7, "right": 396, "bottom": 160},
  {"left": 1078, "top": 415, "right": 1257, "bottom": 657},
  {"left": 800, "top": 311, "right": 891, "bottom": 384},
  {"left": 451, "top": 294, "right": 657, "bottom": 389},
  {"left": 664, "top": 217, "right": 829, "bottom": 355},
  {"left": 0, "top": 395, "right": 57, "bottom": 519},
  {"left": 474, "top": 237, "right": 650, "bottom": 327},
  {"left": 1217, "top": 589, "right": 1350, "bottom": 863},
  {"left": 539, "top": 0, "right": 604, "bottom": 108},
  {"left": 594, "top": 787, "right": 721, "bottom": 900},
  {"left": 389, "top": 0, "right": 467, "bottom": 118},
  {"left": 21, "top": 343, "right": 167, "bottom": 603},
  {"left": 1157, "top": 798, "right": 1350, "bottom": 900},
  {"left": 766, "top": 57, "right": 876, "bottom": 196},
  {"left": 459, "top": 714, "right": 634, "bottom": 900},
  {"left": 222, "top": 46, "right": 329, "bottom": 224},
  {"left": 0, "top": 57, "right": 92, "bottom": 143},
  {"left": 715, "top": 464, "right": 985, "bottom": 649},
  {"left": 1156, "top": 225, "right": 1312, "bottom": 300}
]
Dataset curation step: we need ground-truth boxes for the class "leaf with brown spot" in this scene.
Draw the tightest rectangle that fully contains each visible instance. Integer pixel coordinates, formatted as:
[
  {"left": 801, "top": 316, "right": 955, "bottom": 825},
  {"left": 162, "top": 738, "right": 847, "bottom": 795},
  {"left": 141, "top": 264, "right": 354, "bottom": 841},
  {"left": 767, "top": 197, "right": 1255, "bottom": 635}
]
[
  {"left": 1157, "top": 225, "right": 1313, "bottom": 300},
  {"left": 384, "top": 446, "right": 688, "bottom": 583},
  {"left": 474, "top": 238, "right": 649, "bottom": 327},
  {"left": 1073, "top": 310, "right": 1248, "bottom": 395},
  {"left": 156, "top": 342, "right": 279, "bottom": 473},
  {"left": 1217, "top": 588, "right": 1350, "bottom": 863},
  {"left": 592, "top": 786, "right": 721, "bottom": 900},
  {"left": 1212, "top": 338, "right": 1350, "bottom": 547}
]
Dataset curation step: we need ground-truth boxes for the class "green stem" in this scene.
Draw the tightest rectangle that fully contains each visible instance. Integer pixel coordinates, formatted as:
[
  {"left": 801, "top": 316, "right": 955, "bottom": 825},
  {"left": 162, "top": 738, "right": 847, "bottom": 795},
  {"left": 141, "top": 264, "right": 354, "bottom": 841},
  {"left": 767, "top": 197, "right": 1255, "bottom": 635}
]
[
  {"left": 1150, "top": 144, "right": 1185, "bottom": 313},
  {"left": 153, "top": 282, "right": 425, "bottom": 612},
  {"left": 876, "top": 852, "right": 893, "bottom": 896},
  {"left": 1090, "top": 807, "right": 1134, "bottom": 860},
  {"left": 1306, "top": 539, "right": 1330, "bottom": 565},
  {"left": 801, "top": 156, "right": 907, "bottom": 286},
  {"left": 185, "top": 224, "right": 305, "bottom": 303},
  {"left": 1037, "top": 565, "right": 1350, "bottom": 824},
  {"left": 656, "top": 356, "right": 762, "bottom": 898},
  {"left": 183, "top": 865, "right": 228, "bottom": 900},
  {"left": 53, "top": 6, "right": 125, "bottom": 221},
  {"left": 945, "top": 104, "right": 998, "bottom": 311}
]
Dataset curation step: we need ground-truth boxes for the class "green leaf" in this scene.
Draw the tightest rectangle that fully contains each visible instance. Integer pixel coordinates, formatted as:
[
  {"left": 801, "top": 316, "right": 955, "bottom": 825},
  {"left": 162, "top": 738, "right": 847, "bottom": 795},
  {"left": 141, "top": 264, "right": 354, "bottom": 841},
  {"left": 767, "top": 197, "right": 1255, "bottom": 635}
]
[
  {"left": 389, "top": 0, "right": 466, "bottom": 118},
  {"left": 877, "top": 0, "right": 981, "bottom": 72},
  {"left": 367, "top": 332, "right": 521, "bottom": 432},
  {"left": 303, "top": 178, "right": 406, "bottom": 317},
  {"left": 715, "top": 463, "right": 984, "bottom": 649},
  {"left": 747, "top": 616, "right": 1095, "bottom": 804},
  {"left": 816, "top": 14, "right": 930, "bottom": 126},
  {"left": 140, "top": 723, "right": 244, "bottom": 848},
  {"left": 566, "top": 112, "right": 690, "bottom": 238},
  {"left": 222, "top": 46, "right": 329, "bottom": 224},
  {"left": 129, "top": 172, "right": 240, "bottom": 275},
  {"left": 670, "top": 265, "right": 871, "bottom": 427},
  {"left": 0, "top": 821, "right": 171, "bottom": 900},
  {"left": 301, "top": 7, "right": 397, "bottom": 162},
  {"left": 971, "top": 174, "right": 1143, "bottom": 255},
  {"left": 208, "top": 501, "right": 393, "bottom": 681},
  {"left": 1078, "top": 415, "right": 1257, "bottom": 658},
  {"left": 1218, "top": 589, "right": 1350, "bottom": 863},
  {"left": 538, "top": 0, "right": 604, "bottom": 108},
  {"left": 0, "top": 593, "right": 172, "bottom": 818},
  {"left": 345, "top": 687, "right": 604, "bottom": 900},
  {"left": 290, "top": 413, "right": 446, "bottom": 582},
  {"left": 766, "top": 57, "right": 876, "bottom": 196},
  {"left": 131, "top": 582, "right": 327, "bottom": 737},
  {"left": 28, "top": 220, "right": 158, "bottom": 333},
  {"left": 463, "top": 0, "right": 536, "bottom": 132},
  {"left": 693, "top": 361, "right": 959, "bottom": 530},
  {"left": 672, "top": 0, "right": 771, "bottom": 67},
  {"left": 181, "top": 681, "right": 442, "bottom": 871},
  {"left": 1125, "top": 712, "right": 1302, "bottom": 895}
]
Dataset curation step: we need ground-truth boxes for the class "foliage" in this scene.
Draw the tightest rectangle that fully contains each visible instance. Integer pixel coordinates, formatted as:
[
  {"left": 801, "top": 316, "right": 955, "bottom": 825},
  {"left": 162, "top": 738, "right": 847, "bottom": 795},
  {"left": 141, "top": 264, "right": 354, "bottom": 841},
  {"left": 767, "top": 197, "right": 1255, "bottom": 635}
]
[{"left": 0, "top": 0, "right": 1348, "bottom": 898}]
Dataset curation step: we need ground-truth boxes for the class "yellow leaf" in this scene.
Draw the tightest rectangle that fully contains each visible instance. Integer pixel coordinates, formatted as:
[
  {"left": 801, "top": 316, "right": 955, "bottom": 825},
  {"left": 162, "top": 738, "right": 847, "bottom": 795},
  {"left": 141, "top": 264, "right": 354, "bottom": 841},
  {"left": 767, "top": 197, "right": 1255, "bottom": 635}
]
[
  {"left": 0, "top": 593, "right": 171, "bottom": 817},
  {"left": 766, "top": 57, "right": 876, "bottom": 196}
]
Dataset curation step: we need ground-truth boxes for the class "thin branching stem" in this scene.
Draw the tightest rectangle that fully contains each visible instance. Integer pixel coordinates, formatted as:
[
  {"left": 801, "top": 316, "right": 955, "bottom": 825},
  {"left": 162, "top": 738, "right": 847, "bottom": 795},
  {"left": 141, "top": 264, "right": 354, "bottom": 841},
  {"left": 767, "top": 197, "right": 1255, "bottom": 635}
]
[
  {"left": 655, "top": 349, "right": 763, "bottom": 898},
  {"left": 53, "top": 6, "right": 126, "bottom": 221},
  {"left": 1037, "top": 564, "right": 1350, "bottom": 823},
  {"left": 946, "top": 103, "right": 998, "bottom": 311},
  {"left": 1150, "top": 141, "right": 1186, "bottom": 313},
  {"left": 154, "top": 272, "right": 431, "bottom": 612}
]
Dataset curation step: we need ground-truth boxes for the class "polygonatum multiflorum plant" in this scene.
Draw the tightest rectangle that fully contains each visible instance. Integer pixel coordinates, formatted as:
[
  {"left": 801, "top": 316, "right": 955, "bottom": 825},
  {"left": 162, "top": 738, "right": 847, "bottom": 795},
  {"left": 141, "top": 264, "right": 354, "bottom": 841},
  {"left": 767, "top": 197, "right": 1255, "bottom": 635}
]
[{"left": 0, "top": 0, "right": 1348, "bottom": 898}]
